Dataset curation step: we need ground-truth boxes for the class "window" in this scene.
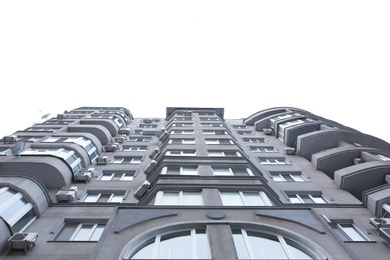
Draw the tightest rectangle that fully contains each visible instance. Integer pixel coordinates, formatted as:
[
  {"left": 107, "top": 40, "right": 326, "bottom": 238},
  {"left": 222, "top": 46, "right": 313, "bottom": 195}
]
[
  {"left": 127, "top": 228, "right": 211, "bottom": 259},
  {"left": 200, "top": 117, "right": 219, "bottom": 121},
  {"left": 0, "top": 187, "right": 36, "bottom": 233},
  {"left": 83, "top": 191, "right": 125, "bottom": 203},
  {"left": 201, "top": 123, "right": 223, "bottom": 127},
  {"left": 250, "top": 146, "right": 276, "bottom": 153},
  {"left": 324, "top": 217, "right": 370, "bottom": 242},
  {"left": 220, "top": 191, "right": 273, "bottom": 206},
  {"left": 243, "top": 138, "right": 266, "bottom": 143},
  {"left": 129, "top": 137, "right": 153, "bottom": 142},
  {"left": 160, "top": 166, "right": 198, "bottom": 175},
  {"left": 25, "top": 127, "right": 61, "bottom": 132},
  {"left": 237, "top": 130, "right": 253, "bottom": 135},
  {"left": 168, "top": 138, "right": 195, "bottom": 144},
  {"left": 212, "top": 167, "right": 254, "bottom": 176},
  {"left": 205, "top": 139, "right": 234, "bottom": 145},
  {"left": 288, "top": 193, "right": 328, "bottom": 204},
  {"left": 53, "top": 220, "right": 106, "bottom": 241},
  {"left": 122, "top": 145, "right": 148, "bottom": 151},
  {"left": 21, "top": 147, "right": 83, "bottom": 173},
  {"left": 43, "top": 136, "right": 98, "bottom": 162},
  {"left": 278, "top": 119, "right": 305, "bottom": 141},
  {"left": 170, "top": 130, "right": 194, "bottom": 135},
  {"left": 139, "top": 123, "right": 158, "bottom": 128},
  {"left": 208, "top": 150, "right": 242, "bottom": 157},
  {"left": 270, "top": 114, "right": 293, "bottom": 129},
  {"left": 172, "top": 123, "right": 193, "bottom": 127},
  {"left": 232, "top": 229, "right": 314, "bottom": 259},
  {"left": 259, "top": 157, "right": 290, "bottom": 165},
  {"left": 202, "top": 130, "right": 227, "bottom": 135},
  {"left": 100, "top": 170, "right": 135, "bottom": 181},
  {"left": 233, "top": 125, "right": 248, "bottom": 129},
  {"left": 112, "top": 156, "right": 142, "bottom": 164},
  {"left": 166, "top": 150, "right": 196, "bottom": 156},
  {"left": 174, "top": 117, "right": 192, "bottom": 121},
  {"left": 43, "top": 120, "right": 74, "bottom": 125},
  {"left": 150, "top": 191, "right": 203, "bottom": 205},
  {"left": 270, "top": 172, "right": 306, "bottom": 182}
]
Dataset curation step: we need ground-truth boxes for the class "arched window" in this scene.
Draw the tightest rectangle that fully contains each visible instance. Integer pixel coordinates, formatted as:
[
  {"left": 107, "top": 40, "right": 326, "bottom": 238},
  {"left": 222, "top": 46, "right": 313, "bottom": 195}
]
[
  {"left": 0, "top": 187, "right": 36, "bottom": 232},
  {"left": 125, "top": 228, "right": 211, "bottom": 259},
  {"left": 232, "top": 228, "right": 315, "bottom": 259}
]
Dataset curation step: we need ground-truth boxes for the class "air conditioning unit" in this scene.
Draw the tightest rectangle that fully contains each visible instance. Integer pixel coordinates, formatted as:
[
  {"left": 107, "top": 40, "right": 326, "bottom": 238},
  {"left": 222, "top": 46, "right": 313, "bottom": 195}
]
[
  {"left": 119, "top": 127, "right": 131, "bottom": 135},
  {"left": 144, "top": 160, "right": 157, "bottom": 175},
  {"left": 158, "top": 131, "right": 170, "bottom": 142},
  {"left": 7, "top": 232, "right": 38, "bottom": 254},
  {"left": 143, "top": 118, "right": 152, "bottom": 123},
  {"left": 56, "top": 186, "right": 78, "bottom": 202},
  {"left": 284, "top": 147, "right": 296, "bottom": 155},
  {"left": 74, "top": 168, "right": 95, "bottom": 183},
  {"left": 57, "top": 114, "right": 64, "bottom": 119},
  {"left": 369, "top": 218, "right": 390, "bottom": 230},
  {"left": 379, "top": 228, "right": 390, "bottom": 245},
  {"left": 149, "top": 147, "right": 160, "bottom": 159},
  {"left": 263, "top": 128, "right": 273, "bottom": 135},
  {"left": 134, "top": 180, "right": 151, "bottom": 200},
  {"left": 114, "top": 135, "right": 126, "bottom": 143},
  {"left": 3, "top": 135, "right": 17, "bottom": 143},
  {"left": 96, "top": 156, "right": 109, "bottom": 165},
  {"left": 354, "top": 157, "right": 363, "bottom": 164},
  {"left": 104, "top": 143, "right": 119, "bottom": 152}
]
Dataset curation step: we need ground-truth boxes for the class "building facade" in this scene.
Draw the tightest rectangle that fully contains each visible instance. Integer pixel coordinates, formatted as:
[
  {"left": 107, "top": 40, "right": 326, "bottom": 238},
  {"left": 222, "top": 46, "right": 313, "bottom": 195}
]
[{"left": 1, "top": 106, "right": 390, "bottom": 259}]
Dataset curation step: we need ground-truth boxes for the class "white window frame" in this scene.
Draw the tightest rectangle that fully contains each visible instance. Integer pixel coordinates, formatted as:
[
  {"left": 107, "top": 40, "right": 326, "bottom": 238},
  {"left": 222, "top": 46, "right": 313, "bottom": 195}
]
[
  {"left": 220, "top": 191, "right": 273, "bottom": 206},
  {"left": 337, "top": 223, "right": 369, "bottom": 241},
  {"left": 112, "top": 157, "right": 142, "bottom": 164},
  {"left": 160, "top": 166, "right": 198, "bottom": 175},
  {"left": 205, "top": 139, "right": 234, "bottom": 145},
  {"left": 250, "top": 146, "right": 276, "bottom": 153},
  {"left": 288, "top": 194, "right": 328, "bottom": 204},
  {"left": 243, "top": 138, "right": 265, "bottom": 143},
  {"left": 99, "top": 172, "right": 134, "bottom": 181},
  {"left": 54, "top": 222, "right": 105, "bottom": 241},
  {"left": 270, "top": 172, "right": 306, "bottom": 182},
  {"left": 212, "top": 167, "right": 254, "bottom": 176},
  {"left": 208, "top": 151, "right": 242, "bottom": 157},
  {"left": 259, "top": 158, "right": 289, "bottom": 165},
  {"left": 170, "top": 130, "right": 194, "bottom": 135},
  {"left": 153, "top": 191, "right": 203, "bottom": 205},
  {"left": 122, "top": 146, "right": 147, "bottom": 151},
  {"left": 166, "top": 150, "right": 196, "bottom": 156},
  {"left": 83, "top": 192, "right": 124, "bottom": 203}
]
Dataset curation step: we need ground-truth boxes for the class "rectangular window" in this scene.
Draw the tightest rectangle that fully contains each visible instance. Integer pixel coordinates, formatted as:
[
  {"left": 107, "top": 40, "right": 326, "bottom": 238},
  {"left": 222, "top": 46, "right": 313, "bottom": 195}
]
[
  {"left": 205, "top": 139, "right": 234, "bottom": 145},
  {"left": 53, "top": 221, "right": 106, "bottom": 241},
  {"left": 208, "top": 150, "right": 242, "bottom": 157},
  {"left": 151, "top": 191, "right": 203, "bottom": 205},
  {"left": 160, "top": 166, "right": 198, "bottom": 175},
  {"left": 259, "top": 157, "right": 289, "bottom": 165},
  {"left": 233, "top": 125, "right": 248, "bottom": 129},
  {"left": 202, "top": 130, "right": 227, "bottom": 135},
  {"left": 83, "top": 191, "right": 125, "bottom": 203},
  {"left": 336, "top": 223, "right": 369, "bottom": 241},
  {"left": 201, "top": 123, "right": 223, "bottom": 127},
  {"left": 212, "top": 167, "right": 253, "bottom": 176},
  {"left": 112, "top": 156, "right": 142, "bottom": 164},
  {"left": 270, "top": 172, "right": 306, "bottom": 182},
  {"left": 288, "top": 193, "right": 328, "bottom": 204},
  {"left": 166, "top": 150, "right": 196, "bottom": 156},
  {"left": 250, "top": 146, "right": 276, "bottom": 153},
  {"left": 242, "top": 138, "right": 265, "bottom": 143},
  {"left": 237, "top": 131, "right": 253, "bottom": 135},
  {"left": 139, "top": 123, "right": 158, "bottom": 128},
  {"left": 122, "top": 145, "right": 148, "bottom": 151},
  {"left": 220, "top": 191, "right": 273, "bottom": 206},
  {"left": 200, "top": 117, "right": 219, "bottom": 121},
  {"left": 172, "top": 123, "right": 193, "bottom": 127},
  {"left": 168, "top": 139, "right": 196, "bottom": 144},
  {"left": 174, "top": 117, "right": 192, "bottom": 121},
  {"left": 99, "top": 170, "right": 135, "bottom": 181},
  {"left": 129, "top": 137, "right": 153, "bottom": 142},
  {"left": 170, "top": 130, "right": 194, "bottom": 135}
]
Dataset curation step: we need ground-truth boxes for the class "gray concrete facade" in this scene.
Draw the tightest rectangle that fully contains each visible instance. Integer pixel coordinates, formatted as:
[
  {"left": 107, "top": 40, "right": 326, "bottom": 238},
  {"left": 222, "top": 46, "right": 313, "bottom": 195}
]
[{"left": 0, "top": 106, "right": 390, "bottom": 259}]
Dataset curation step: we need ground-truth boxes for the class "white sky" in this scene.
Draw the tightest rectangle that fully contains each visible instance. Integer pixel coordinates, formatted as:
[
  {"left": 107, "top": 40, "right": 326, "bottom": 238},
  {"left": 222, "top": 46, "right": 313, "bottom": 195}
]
[{"left": 1, "top": 1, "right": 389, "bottom": 143}]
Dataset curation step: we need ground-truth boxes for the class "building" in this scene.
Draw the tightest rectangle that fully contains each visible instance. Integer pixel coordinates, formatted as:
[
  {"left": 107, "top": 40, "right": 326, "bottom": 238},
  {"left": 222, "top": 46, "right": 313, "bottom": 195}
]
[{"left": 1, "top": 106, "right": 390, "bottom": 259}]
